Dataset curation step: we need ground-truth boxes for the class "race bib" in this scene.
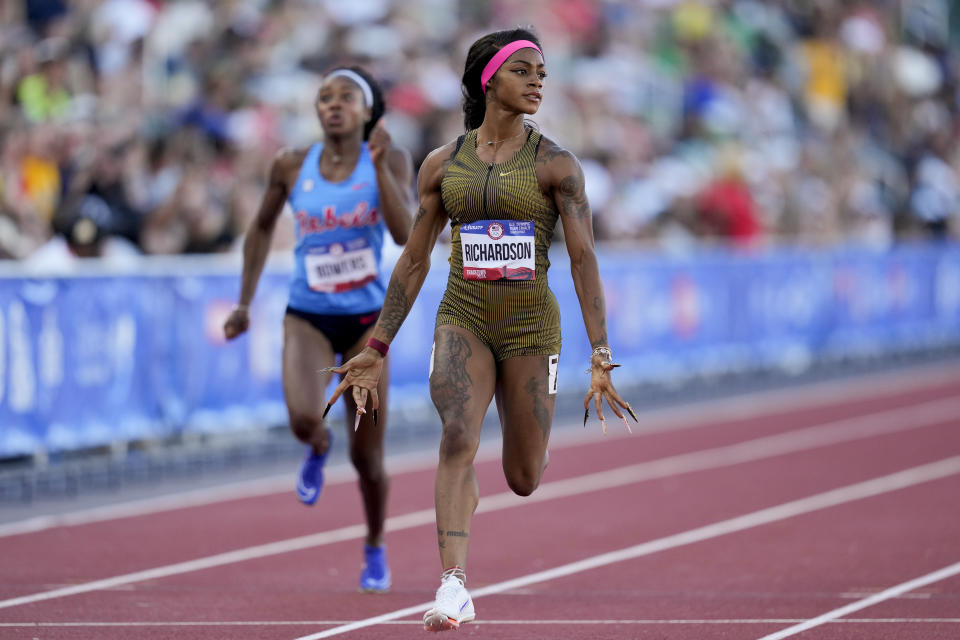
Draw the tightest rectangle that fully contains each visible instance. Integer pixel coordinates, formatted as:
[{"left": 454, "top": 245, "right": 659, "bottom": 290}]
[
  {"left": 460, "top": 219, "right": 535, "bottom": 281},
  {"left": 305, "top": 238, "right": 377, "bottom": 293}
]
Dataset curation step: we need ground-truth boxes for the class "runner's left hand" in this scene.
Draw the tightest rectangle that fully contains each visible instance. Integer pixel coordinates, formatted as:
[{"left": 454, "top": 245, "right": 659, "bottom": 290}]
[
  {"left": 368, "top": 124, "right": 392, "bottom": 168},
  {"left": 583, "top": 358, "right": 638, "bottom": 435}
]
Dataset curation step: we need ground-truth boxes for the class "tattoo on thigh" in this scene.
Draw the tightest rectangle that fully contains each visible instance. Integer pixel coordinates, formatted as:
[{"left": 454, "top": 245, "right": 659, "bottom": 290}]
[
  {"left": 431, "top": 333, "right": 473, "bottom": 419},
  {"left": 525, "top": 374, "right": 551, "bottom": 442}
]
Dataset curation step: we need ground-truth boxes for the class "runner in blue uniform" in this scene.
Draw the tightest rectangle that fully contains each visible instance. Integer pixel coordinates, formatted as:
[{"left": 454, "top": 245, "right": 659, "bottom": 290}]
[{"left": 224, "top": 66, "right": 413, "bottom": 592}]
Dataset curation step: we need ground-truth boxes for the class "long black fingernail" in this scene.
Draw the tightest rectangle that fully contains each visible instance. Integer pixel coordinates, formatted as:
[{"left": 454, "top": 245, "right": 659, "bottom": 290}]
[
  {"left": 583, "top": 408, "right": 589, "bottom": 427},
  {"left": 627, "top": 404, "right": 639, "bottom": 423},
  {"left": 373, "top": 409, "right": 378, "bottom": 426},
  {"left": 322, "top": 403, "right": 332, "bottom": 419}
]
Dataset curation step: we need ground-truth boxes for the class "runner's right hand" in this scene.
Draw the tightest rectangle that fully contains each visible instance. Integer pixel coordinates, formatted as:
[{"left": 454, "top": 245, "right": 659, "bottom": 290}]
[
  {"left": 223, "top": 306, "right": 250, "bottom": 340},
  {"left": 326, "top": 348, "right": 384, "bottom": 415}
]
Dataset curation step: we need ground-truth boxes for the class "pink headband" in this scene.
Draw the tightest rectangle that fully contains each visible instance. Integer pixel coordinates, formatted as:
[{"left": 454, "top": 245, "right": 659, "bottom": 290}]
[{"left": 480, "top": 40, "right": 543, "bottom": 94}]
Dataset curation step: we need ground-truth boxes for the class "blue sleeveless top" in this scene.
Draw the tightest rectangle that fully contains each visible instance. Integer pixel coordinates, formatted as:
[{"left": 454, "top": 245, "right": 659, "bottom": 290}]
[{"left": 287, "top": 142, "right": 386, "bottom": 315}]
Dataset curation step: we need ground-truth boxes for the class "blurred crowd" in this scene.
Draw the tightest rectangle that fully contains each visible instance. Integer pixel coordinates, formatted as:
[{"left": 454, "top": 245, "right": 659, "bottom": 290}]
[{"left": 1, "top": 0, "right": 960, "bottom": 264}]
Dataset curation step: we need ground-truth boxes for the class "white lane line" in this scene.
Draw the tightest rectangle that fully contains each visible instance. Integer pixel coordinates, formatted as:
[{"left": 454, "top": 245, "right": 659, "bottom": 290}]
[
  {"left": 3, "top": 360, "right": 958, "bottom": 537},
  {"left": 1, "top": 618, "right": 958, "bottom": 628},
  {"left": 0, "top": 450, "right": 435, "bottom": 539},
  {"left": 0, "top": 521, "right": 380, "bottom": 611},
  {"left": 757, "top": 561, "right": 960, "bottom": 639},
  {"left": 475, "top": 396, "right": 960, "bottom": 514},
  {"left": 0, "top": 475, "right": 297, "bottom": 538},
  {"left": 293, "top": 457, "right": 960, "bottom": 639},
  {"left": 1, "top": 397, "right": 957, "bottom": 612}
]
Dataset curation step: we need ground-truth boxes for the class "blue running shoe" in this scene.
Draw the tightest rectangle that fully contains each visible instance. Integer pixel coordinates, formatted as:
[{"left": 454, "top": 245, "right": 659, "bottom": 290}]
[
  {"left": 296, "top": 436, "right": 331, "bottom": 506},
  {"left": 360, "top": 544, "right": 391, "bottom": 593}
]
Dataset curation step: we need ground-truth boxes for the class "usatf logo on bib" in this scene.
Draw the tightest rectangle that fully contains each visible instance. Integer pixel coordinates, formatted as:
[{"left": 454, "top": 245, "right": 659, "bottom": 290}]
[{"left": 461, "top": 219, "right": 535, "bottom": 281}]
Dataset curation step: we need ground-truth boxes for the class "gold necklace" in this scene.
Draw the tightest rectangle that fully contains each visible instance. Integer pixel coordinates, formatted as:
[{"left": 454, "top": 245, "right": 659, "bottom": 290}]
[{"left": 479, "top": 126, "right": 527, "bottom": 146}]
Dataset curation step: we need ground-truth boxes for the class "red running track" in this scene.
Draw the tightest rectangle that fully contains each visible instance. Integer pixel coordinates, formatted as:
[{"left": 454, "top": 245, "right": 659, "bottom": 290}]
[{"left": 0, "top": 362, "right": 959, "bottom": 639}]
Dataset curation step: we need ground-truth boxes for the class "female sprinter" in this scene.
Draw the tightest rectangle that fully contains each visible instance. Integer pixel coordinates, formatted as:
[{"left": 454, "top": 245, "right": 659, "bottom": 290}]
[
  {"left": 325, "top": 29, "right": 637, "bottom": 630},
  {"left": 326, "top": 30, "right": 637, "bottom": 629},
  {"left": 223, "top": 65, "right": 413, "bottom": 593}
]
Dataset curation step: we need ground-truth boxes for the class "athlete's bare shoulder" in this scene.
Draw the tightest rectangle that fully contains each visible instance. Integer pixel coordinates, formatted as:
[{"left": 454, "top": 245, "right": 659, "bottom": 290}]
[
  {"left": 419, "top": 138, "right": 462, "bottom": 190},
  {"left": 274, "top": 146, "right": 310, "bottom": 170},
  {"left": 430, "top": 138, "right": 463, "bottom": 171},
  {"left": 269, "top": 146, "right": 311, "bottom": 186},
  {"left": 534, "top": 134, "right": 578, "bottom": 169}
]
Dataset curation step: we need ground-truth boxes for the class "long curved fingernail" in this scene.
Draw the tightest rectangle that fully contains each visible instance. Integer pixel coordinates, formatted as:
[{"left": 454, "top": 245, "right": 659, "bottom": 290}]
[
  {"left": 322, "top": 403, "right": 332, "bottom": 419},
  {"left": 583, "top": 408, "right": 589, "bottom": 427},
  {"left": 354, "top": 412, "right": 362, "bottom": 431},
  {"left": 627, "top": 404, "right": 639, "bottom": 423},
  {"left": 622, "top": 416, "right": 633, "bottom": 434},
  {"left": 373, "top": 409, "right": 378, "bottom": 426},
  {"left": 600, "top": 418, "right": 607, "bottom": 435}
]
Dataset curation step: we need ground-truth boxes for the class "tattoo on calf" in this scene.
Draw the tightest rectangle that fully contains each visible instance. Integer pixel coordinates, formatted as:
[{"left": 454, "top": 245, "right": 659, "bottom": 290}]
[{"left": 437, "top": 528, "right": 468, "bottom": 549}]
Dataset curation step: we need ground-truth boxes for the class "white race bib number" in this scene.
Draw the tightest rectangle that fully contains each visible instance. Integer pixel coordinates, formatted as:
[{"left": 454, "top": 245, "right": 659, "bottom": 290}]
[
  {"left": 305, "top": 239, "right": 377, "bottom": 293},
  {"left": 460, "top": 220, "right": 535, "bottom": 281}
]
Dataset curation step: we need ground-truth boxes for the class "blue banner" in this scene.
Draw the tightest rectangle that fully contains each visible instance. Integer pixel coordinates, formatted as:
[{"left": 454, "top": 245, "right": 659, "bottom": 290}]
[{"left": 1, "top": 244, "right": 958, "bottom": 457}]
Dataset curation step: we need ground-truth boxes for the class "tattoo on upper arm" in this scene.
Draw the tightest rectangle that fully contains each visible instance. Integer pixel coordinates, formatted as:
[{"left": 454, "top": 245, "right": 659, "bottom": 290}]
[
  {"left": 557, "top": 174, "right": 590, "bottom": 220},
  {"left": 535, "top": 143, "right": 565, "bottom": 166},
  {"left": 412, "top": 205, "right": 427, "bottom": 229}
]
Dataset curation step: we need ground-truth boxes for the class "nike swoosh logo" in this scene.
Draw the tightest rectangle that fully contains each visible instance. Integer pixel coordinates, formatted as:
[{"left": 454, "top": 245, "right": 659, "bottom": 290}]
[
  {"left": 460, "top": 599, "right": 469, "bottom": 612},
  {"left": 499, "top": 169, "right": 518, "bottom": 177},
  {"left": 296, "top": 477, "right": 317, "bottom": 500}
]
